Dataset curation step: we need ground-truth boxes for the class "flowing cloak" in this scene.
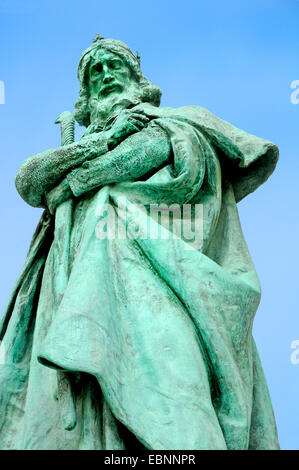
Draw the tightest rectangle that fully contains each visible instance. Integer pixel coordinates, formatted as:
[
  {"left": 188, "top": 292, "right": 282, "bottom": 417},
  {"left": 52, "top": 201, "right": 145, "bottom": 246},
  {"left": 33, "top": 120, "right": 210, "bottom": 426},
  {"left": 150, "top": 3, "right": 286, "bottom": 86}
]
[{"left": 0, "top": 104, "right": 279, "bottom": 450}]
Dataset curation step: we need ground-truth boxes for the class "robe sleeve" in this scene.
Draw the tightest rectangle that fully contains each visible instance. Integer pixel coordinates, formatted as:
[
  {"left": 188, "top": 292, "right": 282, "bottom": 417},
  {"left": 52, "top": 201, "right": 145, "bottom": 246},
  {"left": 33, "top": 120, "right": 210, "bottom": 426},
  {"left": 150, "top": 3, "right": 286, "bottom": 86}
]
[
  {"left": 66, "top": 123, "right": 172, "bottom": 197},
  {"left": 15, "top": 134, "right": 109, "bottom": 208}
]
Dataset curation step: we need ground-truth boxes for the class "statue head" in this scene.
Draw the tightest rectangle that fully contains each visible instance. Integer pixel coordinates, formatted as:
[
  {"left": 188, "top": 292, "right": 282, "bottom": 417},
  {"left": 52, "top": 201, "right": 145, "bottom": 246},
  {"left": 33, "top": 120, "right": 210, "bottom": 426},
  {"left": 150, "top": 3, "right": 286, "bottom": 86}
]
[{"left": 74, "top": 38, "right": 162, "bottom": 129}]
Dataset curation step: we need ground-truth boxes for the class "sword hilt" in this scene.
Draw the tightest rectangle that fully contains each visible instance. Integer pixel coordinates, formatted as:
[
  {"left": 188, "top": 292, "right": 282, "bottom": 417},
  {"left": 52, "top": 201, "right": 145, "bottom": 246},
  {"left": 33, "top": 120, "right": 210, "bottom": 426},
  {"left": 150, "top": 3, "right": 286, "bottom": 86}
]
[{"left": 55, "top": 111, "right": 75, "bottom": 146}]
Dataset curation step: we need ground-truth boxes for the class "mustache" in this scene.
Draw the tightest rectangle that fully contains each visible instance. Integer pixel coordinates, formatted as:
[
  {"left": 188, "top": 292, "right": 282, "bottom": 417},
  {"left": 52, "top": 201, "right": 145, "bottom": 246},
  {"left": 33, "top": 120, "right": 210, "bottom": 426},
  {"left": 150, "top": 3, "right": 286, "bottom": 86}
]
[{"left": 99, "top": 82, "right": 122, "bottom": 96}]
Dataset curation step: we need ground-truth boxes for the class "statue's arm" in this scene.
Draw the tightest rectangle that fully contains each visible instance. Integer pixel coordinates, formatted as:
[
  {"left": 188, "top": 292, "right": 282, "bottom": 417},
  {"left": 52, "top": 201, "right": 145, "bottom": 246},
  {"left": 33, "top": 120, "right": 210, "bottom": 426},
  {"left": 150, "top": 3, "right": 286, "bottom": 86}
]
[
  {"left": 15, "top": 133, "right": 110, "bottom": 207},
  {"left": 15, "top": 110, "right": 150, "bottom": 208},
  {"left": 66, "top": 123, "right": 171, "bottom": 197}
]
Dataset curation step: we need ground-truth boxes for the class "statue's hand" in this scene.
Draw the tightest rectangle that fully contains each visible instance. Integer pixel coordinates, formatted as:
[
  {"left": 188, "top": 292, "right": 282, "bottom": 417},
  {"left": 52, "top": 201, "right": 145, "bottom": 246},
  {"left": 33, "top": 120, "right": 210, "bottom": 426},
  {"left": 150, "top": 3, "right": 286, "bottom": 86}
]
[
  {"left": 45, "top": 177, "right": 73, "bottom": 214},
  {"left": 106, "top": 109, "right": 150, "bottom": 148}
]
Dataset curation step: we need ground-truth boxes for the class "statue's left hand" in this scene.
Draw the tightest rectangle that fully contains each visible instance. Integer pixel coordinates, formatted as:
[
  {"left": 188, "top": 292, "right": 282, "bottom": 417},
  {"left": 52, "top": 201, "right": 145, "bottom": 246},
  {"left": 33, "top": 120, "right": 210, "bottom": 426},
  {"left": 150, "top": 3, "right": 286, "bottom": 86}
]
[
  {"left": 106, "top": 109, "right": 150, "bottom": 148},
  {"left": 45, "top": 177, "right": 73, "bottom": 214}
]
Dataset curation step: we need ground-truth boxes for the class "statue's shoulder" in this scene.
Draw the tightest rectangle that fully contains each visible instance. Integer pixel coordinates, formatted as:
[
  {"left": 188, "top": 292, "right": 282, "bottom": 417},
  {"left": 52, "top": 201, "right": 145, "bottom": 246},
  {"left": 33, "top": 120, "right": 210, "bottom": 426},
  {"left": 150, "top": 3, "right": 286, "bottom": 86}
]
[
  {"left": 139, "top": 103, "right": 218, "bottom": 123},
  {"left": 170, "top": 105, "right": 219, "bottom": 122},
  {"left": 160, "top": 105, "right": 240, "bottom": 135}
]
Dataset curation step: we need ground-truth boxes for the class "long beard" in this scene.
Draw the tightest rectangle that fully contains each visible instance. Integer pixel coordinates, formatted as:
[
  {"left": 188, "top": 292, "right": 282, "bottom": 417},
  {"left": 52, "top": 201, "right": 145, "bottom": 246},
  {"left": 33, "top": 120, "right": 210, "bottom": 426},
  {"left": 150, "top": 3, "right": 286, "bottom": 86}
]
[{"left": 88, "top": 86, "right": 142, "bottom": 133}]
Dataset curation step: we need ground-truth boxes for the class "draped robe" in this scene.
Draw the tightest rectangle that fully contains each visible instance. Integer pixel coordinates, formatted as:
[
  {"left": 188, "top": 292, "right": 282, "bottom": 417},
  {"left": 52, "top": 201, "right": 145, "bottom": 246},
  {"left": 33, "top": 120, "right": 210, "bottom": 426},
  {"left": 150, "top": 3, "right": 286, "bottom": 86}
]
[{"left": 0, "top": 103, "right": 280, "bottom": 449}]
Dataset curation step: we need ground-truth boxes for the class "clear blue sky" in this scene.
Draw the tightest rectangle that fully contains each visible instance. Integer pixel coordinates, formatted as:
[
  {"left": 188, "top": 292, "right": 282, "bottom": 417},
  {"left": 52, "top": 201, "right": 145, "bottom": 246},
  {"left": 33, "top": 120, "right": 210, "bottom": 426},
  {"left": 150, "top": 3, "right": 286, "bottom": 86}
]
[{"left": 0, "top": 0, "right": 298, "bottom": 449}]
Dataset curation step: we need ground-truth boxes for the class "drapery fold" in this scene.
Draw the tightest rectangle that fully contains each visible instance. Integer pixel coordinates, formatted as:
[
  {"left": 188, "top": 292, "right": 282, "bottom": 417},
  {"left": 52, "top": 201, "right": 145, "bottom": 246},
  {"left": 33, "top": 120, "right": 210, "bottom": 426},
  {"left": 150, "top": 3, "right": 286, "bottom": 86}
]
[{"left": 0, "top": 104, "right": 279, "bottom": 449}]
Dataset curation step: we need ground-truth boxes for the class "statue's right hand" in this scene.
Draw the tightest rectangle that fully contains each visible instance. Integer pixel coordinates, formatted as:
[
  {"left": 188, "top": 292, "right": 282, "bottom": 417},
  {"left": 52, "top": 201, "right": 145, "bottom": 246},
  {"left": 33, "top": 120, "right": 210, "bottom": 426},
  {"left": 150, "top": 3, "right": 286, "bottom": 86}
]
[{"left": 107, "top": 109, "right": 150, "bottom": 148}]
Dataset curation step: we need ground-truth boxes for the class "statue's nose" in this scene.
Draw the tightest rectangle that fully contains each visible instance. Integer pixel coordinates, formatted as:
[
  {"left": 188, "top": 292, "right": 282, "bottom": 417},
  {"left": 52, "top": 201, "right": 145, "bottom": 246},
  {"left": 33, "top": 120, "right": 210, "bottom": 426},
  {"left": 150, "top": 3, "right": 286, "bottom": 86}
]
[
  {"left": 102, "top": 65, "right": 114, "bottom": 84},
  {"left": 103, "top": 74, "right": 113, "bottom": 84}
]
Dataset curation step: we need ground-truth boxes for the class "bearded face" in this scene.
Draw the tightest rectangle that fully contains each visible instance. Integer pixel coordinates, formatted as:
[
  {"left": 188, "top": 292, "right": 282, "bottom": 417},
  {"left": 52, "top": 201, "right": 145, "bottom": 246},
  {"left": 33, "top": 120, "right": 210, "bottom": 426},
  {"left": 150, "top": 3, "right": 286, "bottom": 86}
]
[
  {"left": 87, "top": 49, "right": 141, "bottom": 127},
  {"left": 88, "top": 49, "right": 135, "bottom": 97},
  {"left": 74, "top": 40, "right": 162, "bottom": 129}
]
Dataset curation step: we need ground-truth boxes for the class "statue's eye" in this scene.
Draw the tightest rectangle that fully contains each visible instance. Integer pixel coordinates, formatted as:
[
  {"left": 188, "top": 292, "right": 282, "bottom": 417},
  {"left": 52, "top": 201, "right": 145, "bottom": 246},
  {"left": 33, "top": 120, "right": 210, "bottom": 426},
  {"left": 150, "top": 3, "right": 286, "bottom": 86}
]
[
  {"left": 108, "top": 60, "right": 121, "bottom": 69},
  {"left": 93, "top": 63, "right": 103, "bottom": 73}
]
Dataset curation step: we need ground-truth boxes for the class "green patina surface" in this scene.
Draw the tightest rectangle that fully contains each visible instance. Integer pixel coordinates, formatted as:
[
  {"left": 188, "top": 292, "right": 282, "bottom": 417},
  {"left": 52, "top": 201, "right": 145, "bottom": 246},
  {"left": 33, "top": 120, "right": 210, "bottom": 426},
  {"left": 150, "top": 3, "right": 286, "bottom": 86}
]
[{"left": 0, "top": 37, "right": 279, "bottom": 450}]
